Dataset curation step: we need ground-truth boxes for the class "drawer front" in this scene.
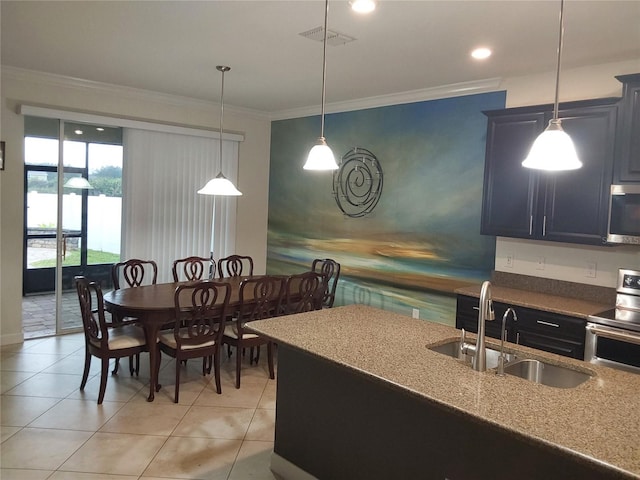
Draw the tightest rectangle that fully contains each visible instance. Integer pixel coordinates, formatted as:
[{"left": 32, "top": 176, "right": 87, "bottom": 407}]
[
  {"left": 516, "top": 307, "right": 586, "bottom": 342},
  {"left": 515, "top": 329, "right": 585, "bottom": 359}
]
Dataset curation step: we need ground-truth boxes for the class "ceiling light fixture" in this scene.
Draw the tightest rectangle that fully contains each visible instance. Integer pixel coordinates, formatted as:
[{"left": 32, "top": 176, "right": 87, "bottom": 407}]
[
  {"left": 64, "top": 177, "right": 93, "bottom": 189},
  {"left": 303, "top": 0, "right": 339, "bottom": 171},
  {"left": 198, "top": 65, "right": 242, "bottom": 196},
  {"left": 350, "top": 0, "right": 376, "bottom": 14},
  {"left": 471, "top": 47, "right": 492, "bottom": 60},
  {"left": 522, "top": 0, "right": 581, "bottom": 171}
]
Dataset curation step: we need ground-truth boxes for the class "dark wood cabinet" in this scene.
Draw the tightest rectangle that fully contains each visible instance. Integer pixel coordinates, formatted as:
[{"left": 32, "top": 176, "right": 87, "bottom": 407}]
[
  {"left": 481, "top": 98, "right": 618, "bottom": 245},
  {"left": 481, "top": 111, "right": 544, "bottom": 238},
  {"left": 614, "top": 73, "right": 640, "bottom": 183},
  {"left": 455, "top": 294, "right": 586, "bottom": 360}
]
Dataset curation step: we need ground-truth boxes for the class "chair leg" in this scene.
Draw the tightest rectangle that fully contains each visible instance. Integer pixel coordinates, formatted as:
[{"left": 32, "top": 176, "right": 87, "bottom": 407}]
[
  {"left": 112, "top": 358, "right": 120, "bottom": 375},
  {"left": 98, "top": 358, "right": 109, "bottom": 404},
  {"left": 235, "top": 344, "right": 242, "bottom": 389},
  {"left": 227, "top": 344, "right": 232, "bottom": 359},
  {"left": 129, "top": 355, "right": 135, "bottom": 376},
  {"left": 214, "top": 349, "right": 222, "bottom": 394},
  {"left": 267, "top": 342, "right": 275, "bottom": 380},
  {"left": 254, "top": 346, "right": 261, "bottom": 365},
  {"left": 174, "top": 357, "right": 181, "bottom": 403},
  {"left": 80, "top": 349, "right": 91, "bottom": 390}
]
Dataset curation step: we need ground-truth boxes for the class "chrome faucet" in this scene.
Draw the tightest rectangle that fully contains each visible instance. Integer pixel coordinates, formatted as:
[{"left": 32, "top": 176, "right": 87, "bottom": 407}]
[
  {"left": 497, "top": 307, "right": 517, "bottom": 376},
  {"left": 472, "top": 281, "right": 495, "bottom": 372}
]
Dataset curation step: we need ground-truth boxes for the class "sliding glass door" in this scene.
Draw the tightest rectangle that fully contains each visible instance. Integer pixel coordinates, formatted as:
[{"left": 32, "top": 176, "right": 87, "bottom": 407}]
[{"left": 23, "top": 117, "right": 123, "bottom": 336}]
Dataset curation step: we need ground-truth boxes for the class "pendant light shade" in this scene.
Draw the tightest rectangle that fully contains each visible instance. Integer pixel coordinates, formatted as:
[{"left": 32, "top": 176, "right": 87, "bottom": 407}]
[
  {"left": 522, "top": 119, "right": 581, "bottom": 171},
  {"left": 303, "top": 0, "right": 339, "bottom": 171},
  {"left": 64, "top": 177, "right": 93, "bottom": 189},
  {"left": 197, "top": 172, "right": 242, "bottom": 196},
  {"left": 522, "top": 0, "right": 581, "bottom": 171},
  {"left": 198, "top": 65, "right": 242, "bottom": 196},
  {"left": 304, "top": 137, "right": 337, "bottom": 171}
]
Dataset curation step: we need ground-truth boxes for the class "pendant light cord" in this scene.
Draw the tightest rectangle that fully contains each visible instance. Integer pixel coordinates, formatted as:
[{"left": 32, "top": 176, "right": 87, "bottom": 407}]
[
  {"left": 552, "top": 0, "right": 565, "bottom": 121},
  {"left": 219, "top": 67, "right": 226, "bottom": 172},
  {"left": 320, "top": 0, "right": 329, "bottom": 138}
]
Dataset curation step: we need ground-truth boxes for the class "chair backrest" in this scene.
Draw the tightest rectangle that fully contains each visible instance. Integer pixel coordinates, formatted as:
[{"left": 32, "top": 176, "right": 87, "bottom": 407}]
[
  {"left": 172, "top": 281, "right": 231, "bottom": 349},
  {"left": 75, "top": 276, "right": 109, "bottom": 348},
  {"left": 311, "top": 258, "right": 341, "bottom": 308},
  {"left": 112, "top": 259, "right": 158, "bottom": 289},
  {"left": 172, "top": 256, "right": 214, "bottom": 282},
  {"left": 282, "top": 271, "right": 326, "bottom": 314},
  {"left": 217, "top": 255, "right": 254, "bottom": 278},
  {"left": 238, "top": 276, "right": 285, "bottom": 326}
]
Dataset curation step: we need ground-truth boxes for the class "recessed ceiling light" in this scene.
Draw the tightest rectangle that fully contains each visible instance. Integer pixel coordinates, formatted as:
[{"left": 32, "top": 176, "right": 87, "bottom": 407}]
[
  {"left": 74, "top": 129, "right": 83, "bottom": 135},
  {"left": 96, "top": 127, "right": 105, "bottom": 132},
  {"left": 350, "top": 0, "right": 376, "bottom": 14},
  {"left": 471, "top": 47, "right": 492, "bottom": 60}
]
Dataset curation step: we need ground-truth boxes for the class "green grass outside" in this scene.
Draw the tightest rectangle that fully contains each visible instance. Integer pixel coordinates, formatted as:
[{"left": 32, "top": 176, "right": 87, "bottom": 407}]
[{"left": 31, "top": 249, "right": 120, "bottom": 268}]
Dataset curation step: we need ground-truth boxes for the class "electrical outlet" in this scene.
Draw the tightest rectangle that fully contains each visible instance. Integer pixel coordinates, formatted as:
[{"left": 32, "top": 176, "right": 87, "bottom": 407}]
[
  {"left": 412, "top": 308, "right": 419, "bottom": 319},
  {"left": 586, "top": 262, "right": 597, "bottom": 278},
  {"left": 536, "top": 256, "right": 545, "bottom": 270},
  {"left": 505, "top": 254, "right": 514, "bottom": 268}
]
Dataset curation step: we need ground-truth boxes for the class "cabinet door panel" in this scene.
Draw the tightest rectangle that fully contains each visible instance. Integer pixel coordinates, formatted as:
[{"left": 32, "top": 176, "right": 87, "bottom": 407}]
[
  {"left": 543, "top": 104, "right": 617, "bottom": 244},
  {"left": 614, "top": 76, "right": 640, "bottom": 182},
  {"left": 481, "top": 112, "right": 545, "bottom": 238}
]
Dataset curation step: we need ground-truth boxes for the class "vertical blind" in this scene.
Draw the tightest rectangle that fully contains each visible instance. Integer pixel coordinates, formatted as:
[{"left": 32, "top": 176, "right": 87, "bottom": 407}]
[{"left": 122, "top": 128, "right": 239, "bottom": 282}]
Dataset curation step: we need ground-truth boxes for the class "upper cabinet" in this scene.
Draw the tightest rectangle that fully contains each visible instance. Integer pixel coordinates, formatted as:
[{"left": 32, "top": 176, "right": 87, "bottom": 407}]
[
  {"left": 481, "top": 98, "right": 619, "bottom": 246},
  {"left": 614, "top": 73, "right": 640, "bottom": 183}
]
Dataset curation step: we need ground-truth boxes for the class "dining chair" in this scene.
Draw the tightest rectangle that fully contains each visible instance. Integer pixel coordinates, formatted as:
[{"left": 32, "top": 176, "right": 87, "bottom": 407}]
[
  {"left": 217, "top": 254, "right": 254, "bottom": 278},
  {"left": 75, "top": 276, "right": 149, "bottom": 405},
  {"left": 311, "top": 258, "right": 341, "bottom": 308},
  {"left": 111, "top": 258, "right": 158, "bottom": 289},
  {"left": 110, "top": 258, "right": 158, "bottom": 374},
  {"left": 157, "top": 280, "right": 231, "bottom": 403},
  {"left": 281, "top": 271, "right": 327, "bottom": 314},
  {"left": 223, "top": 276, "right": 284, "bottom": 388},
  {"left": 172, "top": 255, "right": 215, "bottom": 282}
]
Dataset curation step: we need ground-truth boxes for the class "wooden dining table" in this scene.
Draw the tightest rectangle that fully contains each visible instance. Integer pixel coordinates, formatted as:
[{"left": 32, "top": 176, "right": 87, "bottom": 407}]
[{"left": 103, "top": 276, "right": 246, "bottom": 401}]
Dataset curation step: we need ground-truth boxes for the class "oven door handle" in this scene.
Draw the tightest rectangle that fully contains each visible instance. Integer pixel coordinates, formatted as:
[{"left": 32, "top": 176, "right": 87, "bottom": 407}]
[{"left": 586, "top": 323, "right": 640, "bottom": 346}]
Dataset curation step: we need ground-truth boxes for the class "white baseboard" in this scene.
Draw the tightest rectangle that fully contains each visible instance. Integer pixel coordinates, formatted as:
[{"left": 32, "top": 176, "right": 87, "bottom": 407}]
[{"left": 270, "top": 453, "right": 318, "bottom": 480}]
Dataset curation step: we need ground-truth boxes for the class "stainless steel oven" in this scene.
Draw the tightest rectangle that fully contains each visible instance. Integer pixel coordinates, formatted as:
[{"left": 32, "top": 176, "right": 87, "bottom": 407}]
[{"left": 587, "top": 269, "right": 640, "bottom": 374}]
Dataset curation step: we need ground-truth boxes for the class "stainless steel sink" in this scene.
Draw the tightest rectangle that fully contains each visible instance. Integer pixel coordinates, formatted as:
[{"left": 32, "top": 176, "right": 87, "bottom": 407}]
[
  {"left": 428, "top": 340, "right": 516, "bottom": 370},
  {"left": 503, "top": 359, "right": 593, "bottom": 389}
]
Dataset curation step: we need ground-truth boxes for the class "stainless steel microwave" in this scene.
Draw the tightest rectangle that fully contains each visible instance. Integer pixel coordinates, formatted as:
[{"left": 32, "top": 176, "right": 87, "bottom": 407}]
[{"left": 607, "top": 185, "right": 640, "bottom": 244}]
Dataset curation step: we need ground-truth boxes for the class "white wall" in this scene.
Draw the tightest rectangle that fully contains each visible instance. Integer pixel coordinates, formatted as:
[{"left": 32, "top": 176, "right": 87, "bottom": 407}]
[
  {"left": 0, "top": 67, "right": 271, "bottom": 345},
  {"left": 495, "top": 59, "right": 640, "bottom": 287}
]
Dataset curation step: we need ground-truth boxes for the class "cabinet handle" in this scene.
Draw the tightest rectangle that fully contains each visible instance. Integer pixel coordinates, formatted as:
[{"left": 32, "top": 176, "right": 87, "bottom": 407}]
[
  {"left": 529, "top": 215, "right": 533, "bottom": 236},
  {"left": 472, "top": 306, "right": 479, "bottom": 311},
  {"left": 537, "top": 320, "right": 560, "bottom": 328},
  {"left": 543, "top": 215, "right": 547, "bottom": 236}
]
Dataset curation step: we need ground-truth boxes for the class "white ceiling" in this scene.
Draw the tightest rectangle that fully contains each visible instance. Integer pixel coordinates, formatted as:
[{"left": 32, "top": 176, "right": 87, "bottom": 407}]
[{"left": 2, "top": 1, "right": 639, "bottom": 115}]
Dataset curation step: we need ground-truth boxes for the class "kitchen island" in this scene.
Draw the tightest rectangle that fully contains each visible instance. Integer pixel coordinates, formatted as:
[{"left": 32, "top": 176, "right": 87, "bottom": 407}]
[{"left": 248, "top": 304, "right": 640, "bottom": 480}]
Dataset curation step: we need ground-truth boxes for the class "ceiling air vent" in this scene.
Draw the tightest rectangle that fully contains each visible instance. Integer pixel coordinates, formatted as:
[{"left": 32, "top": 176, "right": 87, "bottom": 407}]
[{"left": 299, "top": 26, "right": 356, "bottom": 46}]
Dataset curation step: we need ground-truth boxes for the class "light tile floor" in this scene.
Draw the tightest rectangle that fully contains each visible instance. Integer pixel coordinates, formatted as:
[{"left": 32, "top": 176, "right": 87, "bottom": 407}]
[{"left": 1, "top": 333, "right": 280, "bottom": 479}]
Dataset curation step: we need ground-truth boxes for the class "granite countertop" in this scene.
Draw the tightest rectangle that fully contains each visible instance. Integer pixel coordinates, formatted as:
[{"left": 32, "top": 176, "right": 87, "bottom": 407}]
[
  {"left": 455, "top": 284, "right": 611, "bottom": 319},
  {"left": 248, "top": 304, "right": 640, "bottom": 479}
]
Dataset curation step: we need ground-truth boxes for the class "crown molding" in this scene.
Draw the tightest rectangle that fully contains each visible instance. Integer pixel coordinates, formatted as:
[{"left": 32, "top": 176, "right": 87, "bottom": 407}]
[
  {"left": 270, "top": 77, "right": 503, "bottom": 121},
  {"left": 1, "top": 65, "right": 270, "bottom": 120}
]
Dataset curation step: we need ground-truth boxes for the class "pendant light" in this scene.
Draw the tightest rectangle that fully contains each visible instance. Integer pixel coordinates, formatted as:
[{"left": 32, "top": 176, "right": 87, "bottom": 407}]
[
  {"left": 198, "top": 65, "right": 242, "bottom": 196},
  {"left": 303, "top": 0, "right": 339, "bottom": 171},
  {"left": 64, "top": 177, "right": 93, "bottom": 189},
  {"left": 522, "top": 0, "right": 582, "bottom": 171}
]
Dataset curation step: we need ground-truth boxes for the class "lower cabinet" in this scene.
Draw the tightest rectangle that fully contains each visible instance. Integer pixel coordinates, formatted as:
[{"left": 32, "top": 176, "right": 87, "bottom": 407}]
[{"left": 455, "top": 294, "right": 586, "bottom": 360}]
